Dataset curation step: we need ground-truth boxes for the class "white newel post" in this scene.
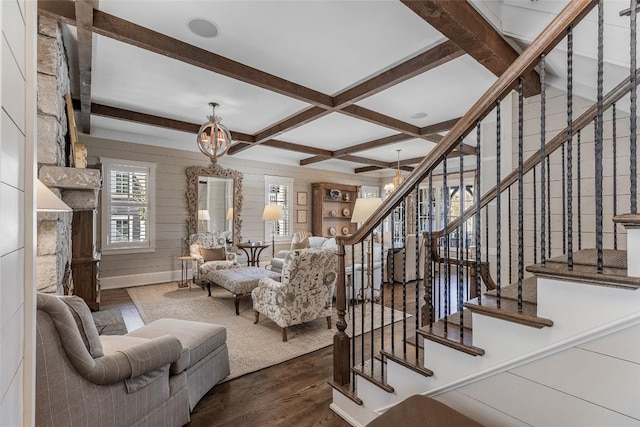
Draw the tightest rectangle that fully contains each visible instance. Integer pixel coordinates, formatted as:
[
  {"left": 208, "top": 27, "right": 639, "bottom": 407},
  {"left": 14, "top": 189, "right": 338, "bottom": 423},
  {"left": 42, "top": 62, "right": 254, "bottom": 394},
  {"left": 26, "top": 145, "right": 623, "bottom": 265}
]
[{"left": 613, "top": 214, "right": 640, "bottom": 278}]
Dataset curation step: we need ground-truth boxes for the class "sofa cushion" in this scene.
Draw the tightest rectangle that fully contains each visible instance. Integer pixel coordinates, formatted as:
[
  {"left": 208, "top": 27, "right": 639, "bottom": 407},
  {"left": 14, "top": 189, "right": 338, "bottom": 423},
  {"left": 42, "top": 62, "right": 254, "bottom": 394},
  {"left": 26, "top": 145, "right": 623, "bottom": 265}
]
[
  {"left": 200, "top": 247, "right": 226, "bottom": 261},
  {"left": 308, "top": 236, "right": 328, "bottom": 248},
  {"left": 60, "top": 295, "right": 104, "bottom": 358},
  {"left": 127, "top": 318, "right": 227, "bottom": 375}
]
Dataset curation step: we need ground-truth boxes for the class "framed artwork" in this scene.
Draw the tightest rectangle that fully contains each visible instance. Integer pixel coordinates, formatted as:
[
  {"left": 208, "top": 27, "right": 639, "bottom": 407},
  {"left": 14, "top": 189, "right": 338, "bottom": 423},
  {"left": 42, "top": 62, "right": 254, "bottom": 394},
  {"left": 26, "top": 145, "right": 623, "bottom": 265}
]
[
  {"left": 297, "top": 191, "right": 308, "bottom": 206},
  {"left": 297, "top": 210, "right": 307, "bottom": 223}
]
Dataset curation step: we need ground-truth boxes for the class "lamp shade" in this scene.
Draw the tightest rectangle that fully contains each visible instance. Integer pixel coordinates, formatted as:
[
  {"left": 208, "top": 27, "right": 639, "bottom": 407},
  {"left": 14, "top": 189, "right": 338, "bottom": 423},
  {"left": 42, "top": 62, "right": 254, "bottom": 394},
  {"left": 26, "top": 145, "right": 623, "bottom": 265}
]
[
  {"left": 198, "top": 209, "right": 211, "bottom": 221},
  {"left": 226, "top": 207, "right": 233, "bottom": 220},
  {"left": 37, "top": 180, "right": 72, "bottom": 212},
  {"left": 351, "top": 198, "right": 382, "bottom": 223},
  {"left": 262, "top": 204, "right": 284, "bottom": 221}
]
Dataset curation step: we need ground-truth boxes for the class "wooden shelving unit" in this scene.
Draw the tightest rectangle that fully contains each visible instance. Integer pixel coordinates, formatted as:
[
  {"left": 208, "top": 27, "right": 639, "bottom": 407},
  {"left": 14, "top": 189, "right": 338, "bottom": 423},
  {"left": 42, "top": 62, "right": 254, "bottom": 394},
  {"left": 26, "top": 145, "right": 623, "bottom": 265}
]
[{"left": 311, "top": 182, "right": 360, "bottom": 238}]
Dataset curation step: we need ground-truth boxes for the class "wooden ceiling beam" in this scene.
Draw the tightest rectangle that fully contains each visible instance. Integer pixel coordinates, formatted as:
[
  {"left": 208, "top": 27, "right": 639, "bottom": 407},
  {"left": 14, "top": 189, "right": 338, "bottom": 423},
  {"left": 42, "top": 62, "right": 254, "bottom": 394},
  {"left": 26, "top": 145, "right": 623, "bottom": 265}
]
[
  {"left": 401, "top": 0, "right": 541, "bottom": 97},
  {"left": 261, "top": 139, "right": 333, "bottom": 157},
  {"left": 420, "top": 117, "right": 460, "bottom": 135},
  {"left": 74, "top": 0, "right": 97, "bottom": 134},
  {"left": 354, "top": 166, "right": 383, "bottom": 173},
  {"left": 76, "top": 99, "right": 255, "bottom": 142},
  {"left": 333, "top": 40, "right": 464, "bottom": 108},
  {"left": 340, "top": 105, "right": 421, "bottom": 136},
  {"left": 299, "top": 155, "right": 331, "bottom": 166}
]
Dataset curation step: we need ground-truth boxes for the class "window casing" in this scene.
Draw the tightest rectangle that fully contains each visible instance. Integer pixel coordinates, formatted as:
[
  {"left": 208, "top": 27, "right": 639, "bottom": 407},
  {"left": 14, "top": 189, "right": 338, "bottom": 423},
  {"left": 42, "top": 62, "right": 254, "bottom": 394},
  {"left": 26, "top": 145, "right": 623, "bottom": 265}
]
[
  {"left": 264, "top": 175, "right": 293, "bottom": 242},
  {"left": 101, "top": 158, "right": 156, "bottom": 253}
]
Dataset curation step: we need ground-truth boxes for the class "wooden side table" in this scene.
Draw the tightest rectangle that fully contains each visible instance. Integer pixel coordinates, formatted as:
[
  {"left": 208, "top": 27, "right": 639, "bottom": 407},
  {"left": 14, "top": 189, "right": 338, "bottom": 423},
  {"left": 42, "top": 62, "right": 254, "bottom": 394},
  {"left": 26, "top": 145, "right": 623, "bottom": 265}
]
[
  {"left": 237, "top": 242, "right": 270, "bottom": 267},
  {"left": 178, "top": 256, "right": 195, "bottom": 290}
]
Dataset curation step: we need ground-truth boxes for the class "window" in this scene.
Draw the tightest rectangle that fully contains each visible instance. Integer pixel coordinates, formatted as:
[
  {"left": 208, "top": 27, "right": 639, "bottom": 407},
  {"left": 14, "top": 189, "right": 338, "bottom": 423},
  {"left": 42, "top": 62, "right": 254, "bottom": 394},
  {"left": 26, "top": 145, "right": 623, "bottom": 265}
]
[
  {"left": 101, "top": 158, "right": 156, "bottom": 253},
  {"left": 264, "top": 175, "right": 293, "bottom": 241}
]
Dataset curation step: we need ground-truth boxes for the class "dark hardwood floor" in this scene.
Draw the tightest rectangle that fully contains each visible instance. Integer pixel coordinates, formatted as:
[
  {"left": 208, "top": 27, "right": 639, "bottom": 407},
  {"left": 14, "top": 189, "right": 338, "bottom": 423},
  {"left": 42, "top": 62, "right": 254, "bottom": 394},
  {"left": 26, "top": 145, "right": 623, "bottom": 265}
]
[{"left": 100, "top": 288, "right": 349, "bottom": 427}]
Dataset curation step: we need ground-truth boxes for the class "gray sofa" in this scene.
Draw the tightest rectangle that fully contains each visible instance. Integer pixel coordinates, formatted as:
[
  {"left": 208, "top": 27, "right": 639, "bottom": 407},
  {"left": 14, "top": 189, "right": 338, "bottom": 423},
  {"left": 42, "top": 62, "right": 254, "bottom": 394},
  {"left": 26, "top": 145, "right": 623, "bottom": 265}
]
[{"left": 35, "top": 293, "right": 230, "bottom": 426}]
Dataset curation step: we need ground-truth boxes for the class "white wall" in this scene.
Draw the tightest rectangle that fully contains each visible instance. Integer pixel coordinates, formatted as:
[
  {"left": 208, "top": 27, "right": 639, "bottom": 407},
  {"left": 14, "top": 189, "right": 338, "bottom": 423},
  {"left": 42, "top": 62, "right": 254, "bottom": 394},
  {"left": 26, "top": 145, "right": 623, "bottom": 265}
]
[
  {"left": 0, "top": 0, "right": 36, "bottom": 425},
  {"left": 81, "top": 135, "right": 381, "bottom": 288}
]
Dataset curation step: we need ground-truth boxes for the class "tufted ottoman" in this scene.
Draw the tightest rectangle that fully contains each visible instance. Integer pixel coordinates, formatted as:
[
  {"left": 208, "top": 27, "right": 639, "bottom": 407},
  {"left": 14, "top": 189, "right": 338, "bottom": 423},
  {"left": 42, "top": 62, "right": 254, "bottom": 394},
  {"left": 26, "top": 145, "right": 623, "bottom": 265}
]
[{"left": 207, "top": 267, "right": 281, "bottom": 314}]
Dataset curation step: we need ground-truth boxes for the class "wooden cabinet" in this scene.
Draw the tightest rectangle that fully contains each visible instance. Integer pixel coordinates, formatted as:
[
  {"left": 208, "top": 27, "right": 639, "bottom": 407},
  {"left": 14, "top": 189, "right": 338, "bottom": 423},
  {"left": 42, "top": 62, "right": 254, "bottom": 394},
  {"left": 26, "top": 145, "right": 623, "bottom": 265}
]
[
  {"left": 311, "top": 183, "right": 360, "bottom": 238},
  {"left": 71, "top": 210, "right": 101, "bottom": 311}
]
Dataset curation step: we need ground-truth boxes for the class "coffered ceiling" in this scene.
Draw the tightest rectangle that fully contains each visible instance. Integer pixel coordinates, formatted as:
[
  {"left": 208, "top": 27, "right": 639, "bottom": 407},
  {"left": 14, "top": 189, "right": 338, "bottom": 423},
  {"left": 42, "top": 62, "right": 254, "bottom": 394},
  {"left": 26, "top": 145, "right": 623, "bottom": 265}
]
[{"left": 38, "top": 0, "right": 592, "bottom": 176}]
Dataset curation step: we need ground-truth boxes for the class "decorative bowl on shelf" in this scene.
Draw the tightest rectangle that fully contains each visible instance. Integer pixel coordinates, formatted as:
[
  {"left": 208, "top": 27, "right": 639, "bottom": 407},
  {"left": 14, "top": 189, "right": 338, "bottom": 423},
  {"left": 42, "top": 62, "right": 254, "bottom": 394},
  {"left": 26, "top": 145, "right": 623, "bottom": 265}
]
[
  {"left": 342, "top": 226, "right": 349, "bottom": 235},
  {"left": 328, "top": 226, "right": 337, "bottom": 236},
  {"left": 329, "top": 189, "right": 342, "bottom": 200},
  {"left": 330, "top": 209, "right": 337, "bottom": 217},
  {"left": 342, "top": 208, "right": 350, "bottom": 217}
]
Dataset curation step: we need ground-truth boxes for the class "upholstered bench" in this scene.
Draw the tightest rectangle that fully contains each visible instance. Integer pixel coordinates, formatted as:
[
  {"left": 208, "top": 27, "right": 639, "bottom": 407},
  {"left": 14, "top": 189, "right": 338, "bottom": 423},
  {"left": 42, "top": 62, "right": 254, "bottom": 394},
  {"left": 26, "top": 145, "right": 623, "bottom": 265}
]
[
  {"left": 124, "top": 318, "right": 230, "bottom": 409},
  {"left": 207, "top": 266, "right": 281, "bottom": 314}
]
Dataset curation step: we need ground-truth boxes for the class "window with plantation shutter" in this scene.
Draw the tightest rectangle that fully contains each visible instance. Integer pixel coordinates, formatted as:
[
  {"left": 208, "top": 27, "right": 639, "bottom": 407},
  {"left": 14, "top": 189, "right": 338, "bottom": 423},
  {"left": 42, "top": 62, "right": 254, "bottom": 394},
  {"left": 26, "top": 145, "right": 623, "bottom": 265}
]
[
  {"left": 101, "top": 158, "right": 156, "bottom": 253},
  {"left": 264, "top": 175, "right": 293, "bottom": 241}
]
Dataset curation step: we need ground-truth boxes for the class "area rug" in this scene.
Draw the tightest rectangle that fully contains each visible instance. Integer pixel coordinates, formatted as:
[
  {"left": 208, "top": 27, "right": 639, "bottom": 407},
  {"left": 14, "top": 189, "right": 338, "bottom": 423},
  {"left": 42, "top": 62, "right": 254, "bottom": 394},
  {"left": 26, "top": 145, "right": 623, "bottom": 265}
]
[{"left": 127, "top": 281, "right": 408, "bottom": 381}]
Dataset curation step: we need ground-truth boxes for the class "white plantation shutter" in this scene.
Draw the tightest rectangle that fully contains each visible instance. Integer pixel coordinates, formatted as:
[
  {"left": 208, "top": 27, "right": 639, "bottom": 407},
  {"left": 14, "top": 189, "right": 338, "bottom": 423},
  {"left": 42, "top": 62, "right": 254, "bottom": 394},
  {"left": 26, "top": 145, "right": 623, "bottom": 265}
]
[
  {"left": 264, "top": 176, "right": 293, "bottom": 241},
  {"left": 102, "top": 158, "right": 156, "bottom": 252}
]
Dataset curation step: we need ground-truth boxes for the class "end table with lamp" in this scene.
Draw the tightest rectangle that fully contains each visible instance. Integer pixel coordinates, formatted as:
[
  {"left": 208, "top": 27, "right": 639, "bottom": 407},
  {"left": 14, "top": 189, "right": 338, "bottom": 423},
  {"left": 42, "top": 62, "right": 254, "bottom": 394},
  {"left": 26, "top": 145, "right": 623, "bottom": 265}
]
[{"left": 262, "top": 204, "right": 284, "bottom": 258}]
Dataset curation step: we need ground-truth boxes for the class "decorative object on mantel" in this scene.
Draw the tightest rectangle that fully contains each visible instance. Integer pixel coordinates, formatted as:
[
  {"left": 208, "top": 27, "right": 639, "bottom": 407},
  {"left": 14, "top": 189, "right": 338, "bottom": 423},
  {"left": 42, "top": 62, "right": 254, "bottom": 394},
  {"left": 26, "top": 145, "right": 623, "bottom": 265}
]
[
  {"left": 329, "top": 188, "right": 341, "bottom": 200},
  {"left": 328, "top": 226, "right": 336, "bottom": 236},
  {"left": 330, "top": 209, "right": 337, "bottom": 217},
  {"left": 196, "top": 102, "right": 232, "bottom": 163},
  {"left": 342, "top": 208, "right": 350, "bottom": 217},
  {"left": 262, "top": 204, "right": 284, "bottom": 258},
  {"left": 342, "top": 226, "right": 349, "bottom": 235},
  {"left": 344, "top": 193, "right": 350, "bottom": 202}
]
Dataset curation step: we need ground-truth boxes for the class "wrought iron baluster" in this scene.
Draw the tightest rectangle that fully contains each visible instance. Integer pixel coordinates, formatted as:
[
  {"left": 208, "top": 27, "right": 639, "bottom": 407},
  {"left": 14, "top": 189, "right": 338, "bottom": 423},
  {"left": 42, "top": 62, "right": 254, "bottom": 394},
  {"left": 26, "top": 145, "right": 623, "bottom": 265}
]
[
  {"left": 496, "top": 100, "right": 502, "bottom": 307},
  {"left": 533, "top": 166, "right": 537, "bottom": 264},
  {"left": 613, "top": 105, "right": 618, "bottom": 249},
  {"left": 631, "top": 0, "right": 638, "bottom": 214},
  {"left": 508, "top": 186, "right": 512, "bottom": 283},
  {"left": 428, "top": 171, "right": 434, "bottom": 325},
  {"left": 596, "top": 0, "right": 604, "bottom": 271},
  {"left": 562, "top": 141, "right": 566, "bottom": 254},
  {"left": 458, "top": 138, "right": 465, "bottom": 341},
  {"left": 390, "top": 220, "right": 395, "bottom": 351},
  {"left": 401, "top": 199, "right": 407, "bottom": 355},
  {"left": 540, "top": 55, "right": 547, "bottom": 266},
  {"left": 414, "top": 185, "right": 420, "bottom": 362},
  {"left": 475, "top": 122, "right": 482, "bottom": 304},
  {"left": 547, "top": 155, "right": 551, "bottom": 257},
  {"left": 360, "top": 241, "right": 365, "bottom": 374},
  {"left": 379, "top": 227, "right": 385, "bottom": 383},
  {"left": 577, "top": 130, "right": 582, "bottom": 251},
  {"left": 518, "top": 77, "right": 524, "bottom": 311},
  {"left": 567, "top": 25, "right": 574, "bottom": 269},
  {"left": 443, "top": 158, "right": 450, "bottom": 323}
]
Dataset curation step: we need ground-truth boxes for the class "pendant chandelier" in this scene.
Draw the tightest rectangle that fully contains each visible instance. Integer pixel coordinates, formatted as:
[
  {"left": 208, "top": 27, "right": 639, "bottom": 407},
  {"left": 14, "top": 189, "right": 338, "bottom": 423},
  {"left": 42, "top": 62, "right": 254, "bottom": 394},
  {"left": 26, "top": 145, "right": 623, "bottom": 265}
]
[
  {"left": 197, "top": 102, "right": 232, "bottom": 162},
  {"left": 393, "top": 149, "right": 404, "bottom": 188}
]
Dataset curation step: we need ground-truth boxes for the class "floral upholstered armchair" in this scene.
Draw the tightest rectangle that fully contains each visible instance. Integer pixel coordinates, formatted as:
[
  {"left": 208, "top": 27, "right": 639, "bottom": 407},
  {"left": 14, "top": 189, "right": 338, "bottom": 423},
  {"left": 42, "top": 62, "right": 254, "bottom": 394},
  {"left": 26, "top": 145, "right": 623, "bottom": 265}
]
[
  {"left": 252, "top": 247, "right": 337, "bottom": 341},
  {"left": 189, "top": 232, "right": 239, "bottom": 285}
]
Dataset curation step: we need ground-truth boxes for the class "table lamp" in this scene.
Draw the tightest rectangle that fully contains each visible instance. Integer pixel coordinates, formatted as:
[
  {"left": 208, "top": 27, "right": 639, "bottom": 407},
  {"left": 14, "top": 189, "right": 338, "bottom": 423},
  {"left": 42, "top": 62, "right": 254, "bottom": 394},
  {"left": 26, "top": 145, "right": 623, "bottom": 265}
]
[
  {"left": 262, "top": 205, "right": 284, "bottom": 257},
  {"left": 351, "top": 197, "right": 382, "bottom": 300}
]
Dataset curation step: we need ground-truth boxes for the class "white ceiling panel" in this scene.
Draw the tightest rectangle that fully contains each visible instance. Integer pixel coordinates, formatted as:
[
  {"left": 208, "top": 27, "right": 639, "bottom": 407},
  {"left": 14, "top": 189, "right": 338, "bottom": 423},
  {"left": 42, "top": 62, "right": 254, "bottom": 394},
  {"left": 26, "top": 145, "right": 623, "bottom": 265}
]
[
  {"left": 277, "top": 112, "right": 398, "bottom": 151},
  {"left": 90, "top": 35, "right": 309, "bottom": 134},
  {"left": 98, "top": 0, "right": 446, "bottom": 95},
  {"left": 356, "top": 55, "right": 497, "bottom": 127}
]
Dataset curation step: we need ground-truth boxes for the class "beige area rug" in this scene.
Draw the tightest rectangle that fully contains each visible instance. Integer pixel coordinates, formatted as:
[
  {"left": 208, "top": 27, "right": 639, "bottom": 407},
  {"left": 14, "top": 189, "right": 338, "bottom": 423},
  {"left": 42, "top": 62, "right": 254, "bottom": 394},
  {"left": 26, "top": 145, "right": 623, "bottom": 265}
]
[{"left": 127, "top": 282, "right": 408, "bottom": 381}]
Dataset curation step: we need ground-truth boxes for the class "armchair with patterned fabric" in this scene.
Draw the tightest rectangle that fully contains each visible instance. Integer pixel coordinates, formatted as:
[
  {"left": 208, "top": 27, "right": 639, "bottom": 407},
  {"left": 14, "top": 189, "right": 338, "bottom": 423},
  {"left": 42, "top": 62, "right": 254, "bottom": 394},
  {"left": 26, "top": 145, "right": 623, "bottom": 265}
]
[
  {"left": 252, "top": 247, "right": 337, "bottom": 341},
  {"left": 189, "top": 232, "right": 240, "bottom": 285}
]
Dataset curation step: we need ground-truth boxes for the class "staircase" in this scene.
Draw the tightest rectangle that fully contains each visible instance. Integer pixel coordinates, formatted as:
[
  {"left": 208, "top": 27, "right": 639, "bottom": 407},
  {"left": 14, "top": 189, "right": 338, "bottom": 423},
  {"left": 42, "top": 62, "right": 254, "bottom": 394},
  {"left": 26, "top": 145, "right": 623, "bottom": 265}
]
[{"left": 330, "top": 1, "right": 640, "bottom": 425}]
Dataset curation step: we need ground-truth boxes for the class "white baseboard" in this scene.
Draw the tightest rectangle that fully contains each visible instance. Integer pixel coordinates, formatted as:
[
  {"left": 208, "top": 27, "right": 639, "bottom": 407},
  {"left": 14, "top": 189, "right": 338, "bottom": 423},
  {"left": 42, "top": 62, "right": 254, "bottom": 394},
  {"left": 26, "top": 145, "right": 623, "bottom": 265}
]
[{"left": 100, "top": 269, "right": 192, "bottom": 290}]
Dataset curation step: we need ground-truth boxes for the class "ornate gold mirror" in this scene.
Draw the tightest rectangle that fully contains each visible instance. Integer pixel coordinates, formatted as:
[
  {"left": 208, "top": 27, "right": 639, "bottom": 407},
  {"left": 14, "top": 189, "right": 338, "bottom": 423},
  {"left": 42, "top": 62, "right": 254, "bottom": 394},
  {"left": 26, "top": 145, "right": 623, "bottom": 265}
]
[{"left": 186, "top": 163, "right": 243, "bottom": 246}]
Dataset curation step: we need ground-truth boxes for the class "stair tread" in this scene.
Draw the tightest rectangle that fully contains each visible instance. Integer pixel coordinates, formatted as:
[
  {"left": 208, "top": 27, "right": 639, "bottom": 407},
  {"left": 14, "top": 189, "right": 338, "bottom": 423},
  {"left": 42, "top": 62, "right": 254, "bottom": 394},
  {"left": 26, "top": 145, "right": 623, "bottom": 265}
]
[
  {"left": 418, "top": 321, "right": 485, "bottom": 356},
  {"left": 484, "top": 276, "right": 537, "bottom": 304},
  {"left": 547, "top": 248, "right": 627, "bottom": 269},
  {"left": 352, "top": 357, "right": 394, "bottom": 393},
  {"left": 464, "top": 295, "right": 553, "bottom": 328},
  {"left": 381, "top": 344, "right": 434, "bottom": 377},
  {"left": 327, "top": 380, "right": 363, "bottom": 406},
  {"left": 528, "top": 249, "right": 640, "bottom": 290},
  {"left": 443, "top": 309, "right": 473, "bottom": 330}
]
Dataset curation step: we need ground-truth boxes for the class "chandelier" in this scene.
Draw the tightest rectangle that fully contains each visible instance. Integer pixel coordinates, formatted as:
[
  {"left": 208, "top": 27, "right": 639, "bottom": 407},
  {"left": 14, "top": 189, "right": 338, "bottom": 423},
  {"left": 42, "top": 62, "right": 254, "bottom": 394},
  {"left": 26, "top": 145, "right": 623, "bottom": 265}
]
[
  {"left": 393, "top": 149, "right": 404, "bottom": 188},
  {"left": 197, "top": 102, "right": 232, "bottom": 162}
]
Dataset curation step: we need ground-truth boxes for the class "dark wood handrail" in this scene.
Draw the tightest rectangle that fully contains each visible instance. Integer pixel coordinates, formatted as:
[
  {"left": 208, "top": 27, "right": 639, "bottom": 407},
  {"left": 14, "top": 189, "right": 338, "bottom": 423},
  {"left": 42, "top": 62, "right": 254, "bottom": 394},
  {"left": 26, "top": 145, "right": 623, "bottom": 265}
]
[
  {"left": 436, "top": 66, "right": 640, "bottom": 238},
  {"left": 335, "top": 0, "right": 597, "bottom": 248}
]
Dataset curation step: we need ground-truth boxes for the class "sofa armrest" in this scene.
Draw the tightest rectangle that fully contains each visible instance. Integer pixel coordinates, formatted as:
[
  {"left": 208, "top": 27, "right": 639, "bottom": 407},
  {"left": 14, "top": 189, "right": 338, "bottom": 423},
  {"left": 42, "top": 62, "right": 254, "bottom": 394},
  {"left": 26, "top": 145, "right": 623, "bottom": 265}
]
[
  {"left": 274, "top": 250, "right": 290, "bottom": 259},
  {"left": 86, "top": 335, "right": 183, "bottom": 384}
]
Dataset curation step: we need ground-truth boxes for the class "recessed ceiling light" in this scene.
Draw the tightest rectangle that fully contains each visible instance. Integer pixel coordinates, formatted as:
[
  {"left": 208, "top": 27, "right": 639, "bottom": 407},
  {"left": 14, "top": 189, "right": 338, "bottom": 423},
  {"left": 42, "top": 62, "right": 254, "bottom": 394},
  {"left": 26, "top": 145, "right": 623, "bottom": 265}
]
[
  {"left": 187, "top": 18, "right": 220, "bottom": 38},
  {"left": 410, "top": 112, "right": 428, "bottom": 119}
]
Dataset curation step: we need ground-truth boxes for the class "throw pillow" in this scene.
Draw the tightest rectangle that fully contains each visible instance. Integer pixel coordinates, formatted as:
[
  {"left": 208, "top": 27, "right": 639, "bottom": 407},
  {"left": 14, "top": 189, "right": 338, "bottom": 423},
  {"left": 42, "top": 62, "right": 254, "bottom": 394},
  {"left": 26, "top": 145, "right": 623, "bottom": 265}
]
[
  {"left": 60, "top": 295, "right": 105, "bottom": 358},
  {"left": 200, "top": 247, "right": 226, "bottom": 261},
  {"left": 291, "top": 236, "right": 309, "bottom": 250}
]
